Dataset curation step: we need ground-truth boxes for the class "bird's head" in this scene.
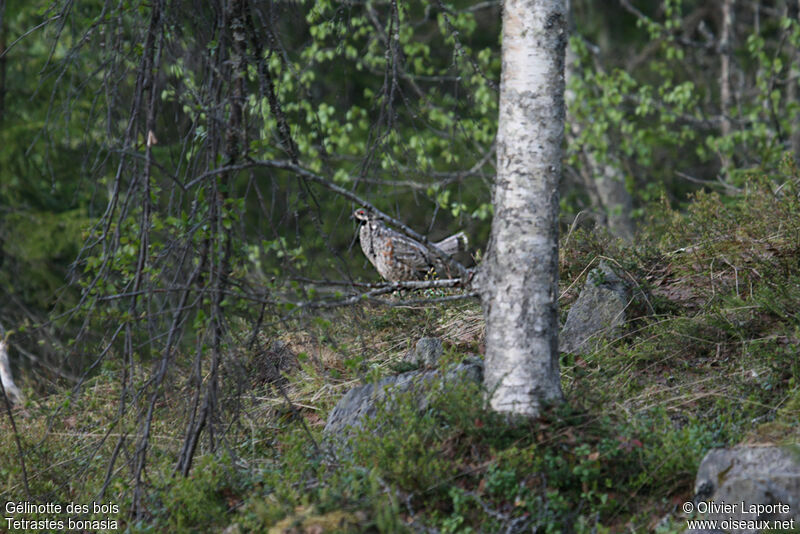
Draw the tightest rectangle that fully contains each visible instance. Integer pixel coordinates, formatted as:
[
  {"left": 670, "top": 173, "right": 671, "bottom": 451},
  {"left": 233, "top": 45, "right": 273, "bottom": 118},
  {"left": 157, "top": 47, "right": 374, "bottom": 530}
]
[{"left": 352, "top": 208, "right": 371, "bottom": 222}]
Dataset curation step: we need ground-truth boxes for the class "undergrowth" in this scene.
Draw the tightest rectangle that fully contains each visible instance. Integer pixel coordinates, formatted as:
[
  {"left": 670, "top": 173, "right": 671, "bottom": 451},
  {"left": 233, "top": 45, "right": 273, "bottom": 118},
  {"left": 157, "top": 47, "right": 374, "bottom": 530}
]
[{"left": 2, "top": 167, "right": 800, "bottom": 532}]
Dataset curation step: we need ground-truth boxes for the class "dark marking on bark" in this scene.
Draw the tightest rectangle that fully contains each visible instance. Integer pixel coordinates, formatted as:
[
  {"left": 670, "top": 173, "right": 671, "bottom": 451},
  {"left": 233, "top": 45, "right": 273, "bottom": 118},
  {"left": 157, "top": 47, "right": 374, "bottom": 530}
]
[{"left": 545, "top": 11, "right": 564, "bottom": 30}]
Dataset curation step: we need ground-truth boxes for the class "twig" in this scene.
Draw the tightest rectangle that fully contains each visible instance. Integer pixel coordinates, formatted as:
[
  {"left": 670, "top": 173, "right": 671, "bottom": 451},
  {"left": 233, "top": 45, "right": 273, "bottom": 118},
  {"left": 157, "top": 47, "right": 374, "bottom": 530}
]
[
  {"left": 675, "top": 171, "right": 742, "bottom": 193},
  {"left": 186, "top": 158, "right": 470, "bottom": 280}
]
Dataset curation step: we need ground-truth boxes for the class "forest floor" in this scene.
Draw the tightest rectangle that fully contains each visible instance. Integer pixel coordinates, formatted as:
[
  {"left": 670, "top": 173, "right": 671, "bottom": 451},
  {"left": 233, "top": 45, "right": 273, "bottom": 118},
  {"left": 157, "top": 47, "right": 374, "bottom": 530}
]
[{"left": 2, "top": 174, "right": 800, "bottom": 533}]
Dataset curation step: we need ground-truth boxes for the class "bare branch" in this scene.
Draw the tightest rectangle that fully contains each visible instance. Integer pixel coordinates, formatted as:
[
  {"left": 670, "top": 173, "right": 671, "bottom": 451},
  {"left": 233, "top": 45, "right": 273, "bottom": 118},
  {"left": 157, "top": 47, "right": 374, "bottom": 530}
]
[{"left": 187, "top": 158, "right": 471, "bottom": 280}]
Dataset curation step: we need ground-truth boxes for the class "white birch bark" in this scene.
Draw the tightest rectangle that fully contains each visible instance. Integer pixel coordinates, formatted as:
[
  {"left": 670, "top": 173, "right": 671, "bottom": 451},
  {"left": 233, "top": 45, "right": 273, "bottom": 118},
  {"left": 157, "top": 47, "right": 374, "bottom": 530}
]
[
  {"left": 0, "top": 339, "right": 22, "bottom": 405},
  {"left": 482, "top": 0, "right": 566, "bottom": 416}
]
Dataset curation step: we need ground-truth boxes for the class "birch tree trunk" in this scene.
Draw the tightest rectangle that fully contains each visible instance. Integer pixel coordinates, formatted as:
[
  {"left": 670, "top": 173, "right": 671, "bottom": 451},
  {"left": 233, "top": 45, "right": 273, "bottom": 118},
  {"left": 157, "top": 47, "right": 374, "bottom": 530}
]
[
  {"left": 0, "top": 339, "right": 22, "bottom": 406},
  {"left": 482, "top": 0, "right": 566, "bottom": 416},
  {"left": 564, "top": 31, "right": 634, "bottom": 242}
]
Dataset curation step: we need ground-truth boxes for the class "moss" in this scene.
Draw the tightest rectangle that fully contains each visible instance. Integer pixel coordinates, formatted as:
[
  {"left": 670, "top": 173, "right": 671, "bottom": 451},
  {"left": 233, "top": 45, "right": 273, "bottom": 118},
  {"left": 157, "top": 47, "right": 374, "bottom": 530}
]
[{"left": 5, "top": 171, "right": 800, "bottom": 532}]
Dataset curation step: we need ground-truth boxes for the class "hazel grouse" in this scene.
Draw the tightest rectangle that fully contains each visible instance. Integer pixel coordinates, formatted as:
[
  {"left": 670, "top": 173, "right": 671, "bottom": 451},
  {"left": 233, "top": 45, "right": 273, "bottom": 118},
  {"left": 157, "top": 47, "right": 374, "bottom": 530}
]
[{"left": 353, "top": 208, "right": 468, "bottom": 282}]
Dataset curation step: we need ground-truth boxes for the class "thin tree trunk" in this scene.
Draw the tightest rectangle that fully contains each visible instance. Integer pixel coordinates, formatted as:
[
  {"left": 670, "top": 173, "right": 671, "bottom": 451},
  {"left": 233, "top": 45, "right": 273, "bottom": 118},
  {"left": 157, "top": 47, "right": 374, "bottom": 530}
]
[
  {"left": 564, "top": 1, "right": 634, "bottom": 241},
  {"left": 482, "top": 0, "right": 565, "bottom": 416},
  {"left": 0, "top": 339, "right": 22, "bottom": 405},
  {"left": 595, "top": 164, "right": 634, "bottom": 241},
  {"left": 719, "top": 0, "right": 734, "bottom": 177},
  {"left": 788, "top": 0, "right": 800, "bottom": 162},
  {"left": 720, "top": 0, "right": 734, "bottom": 140},
  {"left": 0, "top": 8, "right": 6, "bottom": 126}
]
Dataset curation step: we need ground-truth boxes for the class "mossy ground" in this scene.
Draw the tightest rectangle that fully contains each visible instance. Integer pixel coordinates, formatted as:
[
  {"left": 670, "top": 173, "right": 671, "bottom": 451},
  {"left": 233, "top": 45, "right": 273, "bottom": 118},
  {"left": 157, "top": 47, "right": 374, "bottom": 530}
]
[{"left": 2, "top": 171, "right": 800, "bottom": 532}]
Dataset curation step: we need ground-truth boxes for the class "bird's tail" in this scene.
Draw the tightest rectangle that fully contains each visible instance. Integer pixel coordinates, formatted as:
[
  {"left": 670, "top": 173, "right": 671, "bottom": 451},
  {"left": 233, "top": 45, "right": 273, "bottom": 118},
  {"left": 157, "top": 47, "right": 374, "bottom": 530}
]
[{"left": 434, "top": 231, "right": 468, "bottom": 256}]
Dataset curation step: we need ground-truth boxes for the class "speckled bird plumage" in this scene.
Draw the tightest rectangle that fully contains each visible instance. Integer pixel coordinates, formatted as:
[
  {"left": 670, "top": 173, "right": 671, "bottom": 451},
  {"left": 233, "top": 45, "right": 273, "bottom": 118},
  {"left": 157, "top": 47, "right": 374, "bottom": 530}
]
[{"left": 353, "top": 208, "right": 468, "bottom": 281}]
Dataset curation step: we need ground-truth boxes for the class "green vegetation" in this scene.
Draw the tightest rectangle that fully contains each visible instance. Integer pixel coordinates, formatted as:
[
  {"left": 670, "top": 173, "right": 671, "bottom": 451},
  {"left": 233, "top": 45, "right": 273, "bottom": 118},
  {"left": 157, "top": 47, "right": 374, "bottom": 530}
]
[
  {"left": 3, "top": 169, "right": 800, "bottom": 531},
  {"left": 3, "top": 0, "right": 800, "bottom": 531}
]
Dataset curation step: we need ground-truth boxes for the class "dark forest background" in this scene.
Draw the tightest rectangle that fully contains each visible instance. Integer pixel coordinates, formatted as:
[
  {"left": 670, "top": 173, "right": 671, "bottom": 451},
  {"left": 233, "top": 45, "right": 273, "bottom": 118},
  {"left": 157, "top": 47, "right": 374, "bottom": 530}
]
[{"left": 1, "top": 1, "right": 799, "bottom": 531}]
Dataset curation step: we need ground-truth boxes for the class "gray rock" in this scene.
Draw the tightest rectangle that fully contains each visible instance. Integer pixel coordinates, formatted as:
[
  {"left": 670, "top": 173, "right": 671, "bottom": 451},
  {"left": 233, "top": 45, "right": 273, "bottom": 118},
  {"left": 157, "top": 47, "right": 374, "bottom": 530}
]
[
  {"left": 403, "top": 337, "right": 444, "bottom": 368},
  {"left": 560, "top": 261, "right": 630, "bottom": 354},
  {"left": 689, "top": 445, "right": 800, "bottom": 533},
  {"left": 324, "top": 357, "right": 483, "bottom": 436}
]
